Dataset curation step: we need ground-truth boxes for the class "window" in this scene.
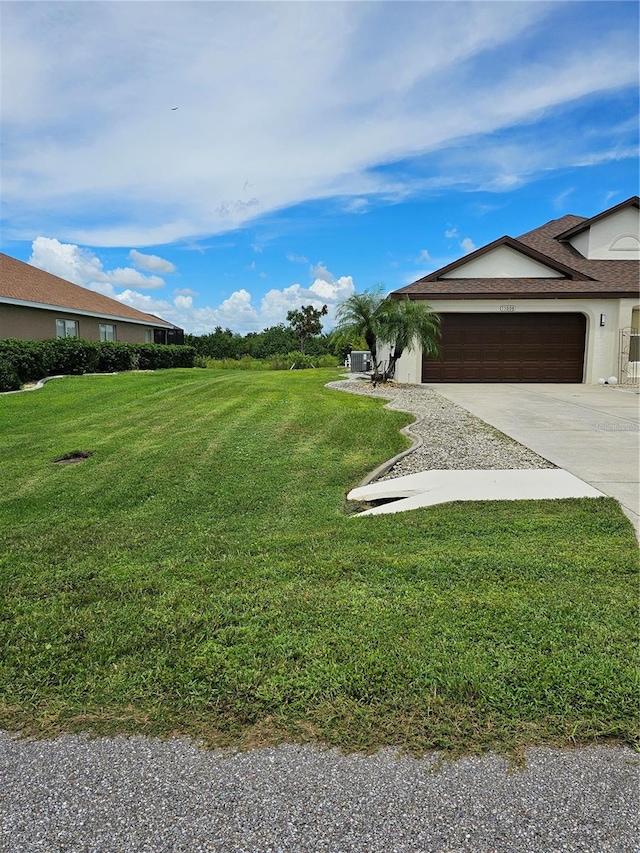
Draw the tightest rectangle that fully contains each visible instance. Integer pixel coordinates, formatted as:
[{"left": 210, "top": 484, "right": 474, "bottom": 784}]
[
  {"left": 56, "top": 319, "right": 78, "bottom": 338},
  {"left": 144, "top": 329, "right": 152, "bottom": 343},
  {"left": 99, "top": 323, "right": 116, "bottom": 342}
]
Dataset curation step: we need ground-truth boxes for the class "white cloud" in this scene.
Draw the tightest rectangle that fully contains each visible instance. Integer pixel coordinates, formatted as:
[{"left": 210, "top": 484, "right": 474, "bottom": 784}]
[
  {"left": 444, "top": 230, "right": 476, "bottom": 254},
  {"left": 174, "top": 294, "right": 193, "bottom": 310},
  {"left": 417, "top": 249, "right": 431, "bottom": 262},
  {"left": 286, "top": 253, "right": 309, "bottom": 264},
  {"left": 29, "top": 237, "right": 165, "bottom": 290},
  {"left": 26, "top": 237, "right": 352, "bottom": 335},
  {"left": 2, "top": 3, "right": 637, "bottom": 246},
  {"left": 129, "top": 249, "right": 176, "bottom": 273}
]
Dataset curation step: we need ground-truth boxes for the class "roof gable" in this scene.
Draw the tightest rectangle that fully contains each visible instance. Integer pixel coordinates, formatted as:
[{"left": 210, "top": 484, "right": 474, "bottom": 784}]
[
  {"left": 556, "top": 199, "right": 640, "bottom": 261},
  {"left": 423, "top": 236, "right": 590, "bottom": 282},
  {"left": 555, "top": 196, "right": 639, "bottom": 241}
]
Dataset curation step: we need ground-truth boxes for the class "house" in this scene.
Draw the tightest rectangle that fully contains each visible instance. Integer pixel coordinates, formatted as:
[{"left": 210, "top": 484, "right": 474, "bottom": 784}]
[
  {"left": 387, "top": 196, "right": 640, "bottom": 384},
  {"left": 0, "top": 253, "right": 184, "bottom": 345}
]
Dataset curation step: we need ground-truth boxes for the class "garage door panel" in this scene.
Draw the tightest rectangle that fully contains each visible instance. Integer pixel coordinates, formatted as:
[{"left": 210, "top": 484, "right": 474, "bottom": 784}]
[{"left": 422, "top": 313, "right": 586, "bottom": 383}]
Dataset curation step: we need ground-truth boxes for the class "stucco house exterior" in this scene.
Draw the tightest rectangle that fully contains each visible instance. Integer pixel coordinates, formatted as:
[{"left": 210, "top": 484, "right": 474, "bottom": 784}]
[
  {"left": 0, "top": 253, "right": 184, "bottom": 345},
  {"left": 386, "top": 196, "right": 639, "bottom": 384}
]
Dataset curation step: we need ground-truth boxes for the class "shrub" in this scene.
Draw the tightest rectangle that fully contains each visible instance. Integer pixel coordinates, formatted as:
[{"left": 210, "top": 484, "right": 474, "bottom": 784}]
[
  {"left": 41, "top": 338, "right": 100, "bottom": 376},
  {"left": 171, "top": 344, "right": 196, "bottom": 368},
  {"left": 276, "top": 352, "right": 339, "bottom": 370},
  {"left": 0, "top": 339, "right": 46, "bottom": 384},
  {"left": 0, "top": 359, "right": 22, "bottom": 392},
  {"left": 136, "top": 344, "right": 177, "bottom": 370},
  {"left": 95, "top": 341, "right": 137, "bottom": 373},
  {"left": 0, "top": 338, "right": 196, "bottom": 383}
]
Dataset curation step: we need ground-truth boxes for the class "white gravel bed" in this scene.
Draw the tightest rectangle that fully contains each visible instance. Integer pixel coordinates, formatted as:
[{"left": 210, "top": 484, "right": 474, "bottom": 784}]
[
  {"left": 1, "top": 732, "right": 637, "bottom": 853},
  {"left": 327, "top": 377, "right": 555, "bottom": 479}
]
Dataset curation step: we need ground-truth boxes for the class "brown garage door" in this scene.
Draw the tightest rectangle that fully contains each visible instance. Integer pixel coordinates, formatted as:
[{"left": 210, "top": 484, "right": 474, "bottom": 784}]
[{"left": 422, "top": 313, "right": 586, "bottom": 383}]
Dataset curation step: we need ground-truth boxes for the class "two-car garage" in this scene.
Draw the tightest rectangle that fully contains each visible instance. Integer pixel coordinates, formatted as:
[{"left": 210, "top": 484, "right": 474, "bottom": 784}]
[
  {"left": 392, "top": 197, "right": 638, "bottom": 385},
  {"left": 422, "top": 313, "right": 587, "bottom": 383}
]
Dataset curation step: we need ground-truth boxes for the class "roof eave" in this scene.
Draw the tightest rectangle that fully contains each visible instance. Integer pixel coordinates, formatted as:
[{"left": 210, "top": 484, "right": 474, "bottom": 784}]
[
  {"left": 394, "top": 291, "right": 637, "bottom": 301},
  {"left": 0, "top": 296, "right": 174, "bottom": 328}
]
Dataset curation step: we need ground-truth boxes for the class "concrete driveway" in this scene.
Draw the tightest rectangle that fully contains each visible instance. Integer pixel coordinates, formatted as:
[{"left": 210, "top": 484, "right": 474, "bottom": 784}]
[{"left": 428, "top": 383, "right": 640, "bottom": 537}]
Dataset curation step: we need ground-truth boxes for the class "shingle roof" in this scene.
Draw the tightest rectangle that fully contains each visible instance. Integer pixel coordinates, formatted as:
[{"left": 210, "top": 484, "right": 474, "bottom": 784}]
[
  {"left": 0, "top": 253, "right": 174, "bottom": 327},
  {"left": 394, "top": 200, "right": 640, "bottom": 300}
]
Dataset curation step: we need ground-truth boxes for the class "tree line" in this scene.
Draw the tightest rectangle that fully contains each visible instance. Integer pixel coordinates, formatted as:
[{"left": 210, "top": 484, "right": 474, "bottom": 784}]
[{"left": 186, "top": 290, "right": 440, "bottom": 381}]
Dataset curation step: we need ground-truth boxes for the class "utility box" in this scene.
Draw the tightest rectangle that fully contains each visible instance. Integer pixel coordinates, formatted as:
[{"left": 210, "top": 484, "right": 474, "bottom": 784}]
[{"left": 350, "top": 350, "right": 371, "bottom": 372}]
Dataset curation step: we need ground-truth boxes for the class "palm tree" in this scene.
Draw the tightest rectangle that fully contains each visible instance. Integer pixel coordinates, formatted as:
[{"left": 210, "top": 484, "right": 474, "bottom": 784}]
[
  {"left": 335, "top": 289, "right": 440, "bottom": 382},
  {"left": 333, "top": 285, "right": 386, "bottom": 371},
  {"left": 378, "top": 297, "right": 441, "bottom": 381}
]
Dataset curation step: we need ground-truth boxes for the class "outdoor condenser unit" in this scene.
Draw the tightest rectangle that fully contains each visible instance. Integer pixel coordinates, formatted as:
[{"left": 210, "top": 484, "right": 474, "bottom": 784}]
[{"left": 350, "top": 351, "right": 371, "bottom": 372}]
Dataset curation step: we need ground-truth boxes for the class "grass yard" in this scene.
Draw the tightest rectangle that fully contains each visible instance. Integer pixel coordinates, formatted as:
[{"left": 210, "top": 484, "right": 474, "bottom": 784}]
[{"left": 0, "top": 368, "right": 637, "bottom": 756}]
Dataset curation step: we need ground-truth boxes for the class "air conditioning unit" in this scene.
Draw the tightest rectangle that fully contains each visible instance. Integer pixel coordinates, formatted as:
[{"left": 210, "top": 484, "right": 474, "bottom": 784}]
[{"left": 350, "top": 350, "right": 371, "bottom": 372}]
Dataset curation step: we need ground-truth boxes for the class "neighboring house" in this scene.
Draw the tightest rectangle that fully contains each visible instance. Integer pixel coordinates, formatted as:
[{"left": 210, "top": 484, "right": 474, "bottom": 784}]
[
  {"left": 387, "top": 196, "right": 640, "bottom": 384},
  {"left": 0, "top": 253, "right": 184, "bottom": 345}
]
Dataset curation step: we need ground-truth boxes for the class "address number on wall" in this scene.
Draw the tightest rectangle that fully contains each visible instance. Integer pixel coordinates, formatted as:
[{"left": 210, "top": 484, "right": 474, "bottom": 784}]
[{"left": 500, "top": 305, "right": 516, "bottom": 312}]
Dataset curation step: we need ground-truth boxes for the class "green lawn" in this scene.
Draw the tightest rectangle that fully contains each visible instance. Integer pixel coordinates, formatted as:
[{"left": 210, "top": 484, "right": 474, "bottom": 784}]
[{"left": 0, "top": 368, "right": 637, "bottom": 755}]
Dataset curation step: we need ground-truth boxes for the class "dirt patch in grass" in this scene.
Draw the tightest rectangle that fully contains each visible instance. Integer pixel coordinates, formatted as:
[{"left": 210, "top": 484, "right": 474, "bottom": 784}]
[{"left": 53, "top": 450, "right": 94, "bottom": 465}]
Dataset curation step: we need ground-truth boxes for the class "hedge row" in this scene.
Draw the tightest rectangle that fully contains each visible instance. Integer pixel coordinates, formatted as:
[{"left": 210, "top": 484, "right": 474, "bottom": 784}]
[{"left": 0, "top": 338, "right": 196, "bottom": 392}]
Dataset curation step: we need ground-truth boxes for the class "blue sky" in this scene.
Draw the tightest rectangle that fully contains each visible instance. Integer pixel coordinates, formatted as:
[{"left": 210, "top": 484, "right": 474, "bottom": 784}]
[{"left": 1, "top": 0, "right": 638, "bottom": 335}]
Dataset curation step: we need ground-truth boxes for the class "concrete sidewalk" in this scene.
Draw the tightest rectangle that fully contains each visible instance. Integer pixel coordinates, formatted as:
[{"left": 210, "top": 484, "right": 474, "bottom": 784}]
[{"left": 428, "top": 383, "right": 640, "bottom": 537}]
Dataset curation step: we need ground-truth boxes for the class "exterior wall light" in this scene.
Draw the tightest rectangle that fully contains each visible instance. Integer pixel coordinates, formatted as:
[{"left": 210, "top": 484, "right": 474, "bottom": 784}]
[{"left": 600, "top": 314, "right": 606, "bottom": 327}]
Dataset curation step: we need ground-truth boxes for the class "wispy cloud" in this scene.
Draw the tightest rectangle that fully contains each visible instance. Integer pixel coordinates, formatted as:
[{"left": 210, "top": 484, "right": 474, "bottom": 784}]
[
  {"left": 2, "top": 2, "right": 637, "bottom": 247},
  {"left": 129, "top": 249, "right": 176, "bottom": 274},
  {"left": 553, "top": 188, "right": 574, "bottom": 210}
]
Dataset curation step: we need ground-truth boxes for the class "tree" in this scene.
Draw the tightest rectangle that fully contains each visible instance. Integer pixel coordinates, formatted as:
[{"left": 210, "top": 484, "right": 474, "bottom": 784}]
[
  {"left": 286, "top": 304, "right": 328, "bottom": 354},
  {"left": 378, "top": 297, "right": 440, "bottom": 381},
  {"left": 245, "top": 324, "right": 299, "bottom": 359},
  {"left": 333, "top": 286, "right": 386, "bottom": 368},
  {"left": 334, "top": 288, "right": 440, "bottom": 381}
]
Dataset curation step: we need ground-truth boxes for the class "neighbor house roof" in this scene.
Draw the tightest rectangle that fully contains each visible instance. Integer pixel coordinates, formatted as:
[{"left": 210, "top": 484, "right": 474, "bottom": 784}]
[
  {"left": 394, "top": 198, "right": 640, "bottom": 301},
  {"left": 0, "top": 253, "right": 175, "bottom": 328}
]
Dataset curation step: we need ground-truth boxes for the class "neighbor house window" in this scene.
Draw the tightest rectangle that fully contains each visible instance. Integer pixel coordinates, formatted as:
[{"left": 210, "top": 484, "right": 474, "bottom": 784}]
[
  {"left": 99, "top": 323, "right": 116, "bottom": 342},
  {"left": 56, "top": 319, "right": 79, "bottom": 338},
  {"left": 144, "top": 329, "right": 152, "bottom": 343}
]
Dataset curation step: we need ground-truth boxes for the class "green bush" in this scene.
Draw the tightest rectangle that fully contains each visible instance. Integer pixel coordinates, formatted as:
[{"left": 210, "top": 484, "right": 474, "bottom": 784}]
[
  {"left": 41, "top": 338, "right": 100, "bottom": 376},
  {"left": 0, "top": 339, "right": 46, "bottom": 384},
  {"left": 0, "top": 338, "right": 196, "bottom": 384},
  {"left": 135, "top": 343, "right": 195, "bottom": 370},
  {"left": 277, "top": 352, "right": 340, "bottom": 370},
  {"left": 95, "top": 342, "right": 137, "bottom": 373},
  {"left": 0, "top": 358, "right": 22, "bottom": 392}
]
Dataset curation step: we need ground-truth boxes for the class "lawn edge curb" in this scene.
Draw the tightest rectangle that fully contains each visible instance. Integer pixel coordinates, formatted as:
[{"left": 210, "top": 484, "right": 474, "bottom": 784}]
[
  {"left": 1, "top": 373, "right": 120, "bottom": 395},
  {"left": 326, "top": 378, "right": 424, "bottom": 487}
]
